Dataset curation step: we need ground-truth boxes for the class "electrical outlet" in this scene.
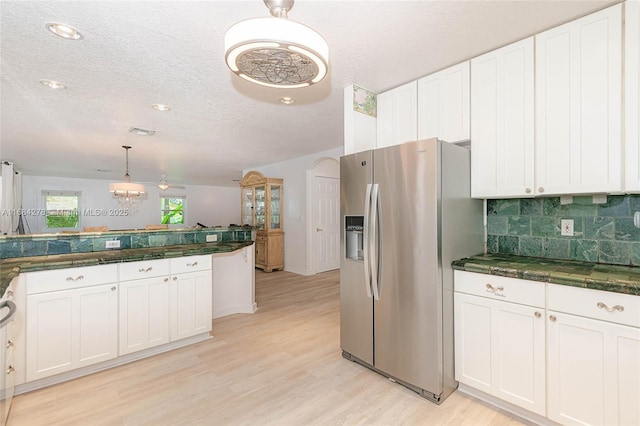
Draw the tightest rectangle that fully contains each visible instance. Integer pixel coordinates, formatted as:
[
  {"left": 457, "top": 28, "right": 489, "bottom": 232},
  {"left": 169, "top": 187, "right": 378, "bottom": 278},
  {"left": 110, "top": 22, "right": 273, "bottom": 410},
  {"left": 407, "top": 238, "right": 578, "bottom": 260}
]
[
  {"left": 105, "top": 240, "right": 121, "bottom": 249},
  {"left": 561, "top": 219, "right": 574, "bottom": 236},
  {"left": 206, "top": 234, "right": 218, "bottom": 242}
]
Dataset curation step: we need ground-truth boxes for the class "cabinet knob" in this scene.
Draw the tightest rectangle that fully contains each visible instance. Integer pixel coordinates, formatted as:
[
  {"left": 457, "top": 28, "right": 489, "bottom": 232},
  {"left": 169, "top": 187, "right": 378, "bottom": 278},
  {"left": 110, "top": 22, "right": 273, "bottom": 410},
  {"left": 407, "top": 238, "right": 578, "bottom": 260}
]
[
  {"left": 549, "top": 315, "right": 557, "bottom": 322},
  {"left": 111, "top": 286, "right": 117, "bottom": 292},
  {"left": 534, "top": 311, "right": 541, "bottom": 318},
  {"left": 6, "top": 366, "right": 14, "bottom": 375},
  {"left": 538, "top": 187, "right": 545, "bottom": 193},
  {"left": 316, "top": 228, "right": 323, "bottom": 232},
  {"left": 186, "top": 262, "right": 198, "bottom": 267},
  {"left": 173, "top": 276, "right": 178, "bottom": 281},
  {"left": 164, "top": 278, "right": 169, "bottom": 282},
  {"left": 6, "top": 340, "right": 13, "bottom": 349},
  {"left": 525, "top": 188, "right": 532, "bottom": 194}
]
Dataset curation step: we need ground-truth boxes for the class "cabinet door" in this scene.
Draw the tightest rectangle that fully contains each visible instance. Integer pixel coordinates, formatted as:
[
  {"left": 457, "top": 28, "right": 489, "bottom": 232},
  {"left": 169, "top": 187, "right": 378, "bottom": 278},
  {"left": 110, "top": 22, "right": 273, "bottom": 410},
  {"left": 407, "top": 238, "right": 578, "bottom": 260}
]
[
  {"left": 26, "top": 284, "right": 118, "bottom": 381},
  {"left": 376, "top": 81, "right": 417, "bottom": 148},
  {"left": 119, "top": 276, "right": 170, "bottom": 355},
  {"left": 471, "top": 38, "right": 534, "bottom": 198},
  {"left": 547, "top": 311, "right": 640, "bottom": 426},
  {"left": 76, "top": 284, "right": 118, "bottom": 368},
  {"left": 535, "top": 4, "right": 622, "bottom": 195},
  {"left": 418, "top": 61, "right": 470, "bottom": 143},
  {"left": 455, "top": 292, "right": 545, "bottom": 415},
  {"left": 454, "top": 292, "right": 493, "bottom": 394},
  {"left": 625, "top": 0, "right": 640, "bottom": 191},
  {"left": 255, "top": 237, "right": 266, "bottom": 267},
  {"left": 170, "top": 270, "right": 212, "bottom": 341}
]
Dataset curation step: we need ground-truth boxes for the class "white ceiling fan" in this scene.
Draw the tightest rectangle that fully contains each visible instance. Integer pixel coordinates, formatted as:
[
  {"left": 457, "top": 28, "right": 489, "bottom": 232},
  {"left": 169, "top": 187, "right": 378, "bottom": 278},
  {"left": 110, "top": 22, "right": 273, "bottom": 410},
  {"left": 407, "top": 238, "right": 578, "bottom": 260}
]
[{"left": 157, "top": 174, "right": 186, "bottom": 191}]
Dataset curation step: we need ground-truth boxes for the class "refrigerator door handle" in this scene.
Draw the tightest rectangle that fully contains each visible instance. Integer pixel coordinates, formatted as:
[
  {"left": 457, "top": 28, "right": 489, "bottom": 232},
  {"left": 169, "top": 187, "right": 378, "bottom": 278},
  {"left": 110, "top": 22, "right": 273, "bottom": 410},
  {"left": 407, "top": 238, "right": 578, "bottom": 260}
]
[
  {"left": 363, "top": 183, "right": 373, "bottom": 299},
  {"left": 370, "top": 183, "right": 380, "bottom": 301}
]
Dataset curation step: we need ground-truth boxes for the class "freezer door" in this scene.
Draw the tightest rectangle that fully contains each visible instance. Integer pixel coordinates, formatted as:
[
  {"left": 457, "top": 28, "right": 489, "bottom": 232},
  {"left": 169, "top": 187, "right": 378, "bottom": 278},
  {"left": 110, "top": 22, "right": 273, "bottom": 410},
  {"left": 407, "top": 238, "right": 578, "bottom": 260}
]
[
  {"left": 373, "top": 139, "right": 442, "bottom": 395},
  {"left": 340, "top": 151, "right": 374, "bottom": 365}
]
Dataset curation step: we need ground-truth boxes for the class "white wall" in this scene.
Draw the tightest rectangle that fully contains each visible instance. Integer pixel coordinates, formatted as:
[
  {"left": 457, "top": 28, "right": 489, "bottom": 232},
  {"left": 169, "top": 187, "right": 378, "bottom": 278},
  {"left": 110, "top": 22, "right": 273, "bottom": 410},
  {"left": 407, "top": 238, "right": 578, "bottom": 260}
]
[
  {"left": 246, "top": 146, "right": 342, "bottom": 275},
  {"left": 21, "top": 175, "right": 239, "bottom": 233}
]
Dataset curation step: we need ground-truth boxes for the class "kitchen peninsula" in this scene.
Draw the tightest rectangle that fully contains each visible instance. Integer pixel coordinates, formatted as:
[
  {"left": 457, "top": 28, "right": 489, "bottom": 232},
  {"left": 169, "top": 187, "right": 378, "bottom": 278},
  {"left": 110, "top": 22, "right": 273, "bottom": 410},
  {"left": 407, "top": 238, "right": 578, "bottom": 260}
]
[{"left": 0, "top": 226, "right": 257, "bottom": 396}]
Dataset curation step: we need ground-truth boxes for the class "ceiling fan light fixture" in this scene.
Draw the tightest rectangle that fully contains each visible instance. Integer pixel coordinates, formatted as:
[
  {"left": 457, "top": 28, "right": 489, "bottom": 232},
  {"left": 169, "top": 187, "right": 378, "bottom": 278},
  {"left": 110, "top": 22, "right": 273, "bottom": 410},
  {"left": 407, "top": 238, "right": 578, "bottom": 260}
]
[{"left": 224, "top": 0, "right": 329, "bottom": 88}]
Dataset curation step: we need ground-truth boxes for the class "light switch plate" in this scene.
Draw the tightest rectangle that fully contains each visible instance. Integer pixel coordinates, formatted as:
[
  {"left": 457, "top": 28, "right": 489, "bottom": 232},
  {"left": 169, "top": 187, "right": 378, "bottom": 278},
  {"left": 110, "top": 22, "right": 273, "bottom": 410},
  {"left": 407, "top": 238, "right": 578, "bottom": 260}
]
[
  {"left": 106, "top": 240, "right": 121, "bottom": 249},
  {"left": 206, "top": 234, "right": 218, "bottom": 242},
  {"left": 561, "top": 219, "right": 574, "bottom": 236}
]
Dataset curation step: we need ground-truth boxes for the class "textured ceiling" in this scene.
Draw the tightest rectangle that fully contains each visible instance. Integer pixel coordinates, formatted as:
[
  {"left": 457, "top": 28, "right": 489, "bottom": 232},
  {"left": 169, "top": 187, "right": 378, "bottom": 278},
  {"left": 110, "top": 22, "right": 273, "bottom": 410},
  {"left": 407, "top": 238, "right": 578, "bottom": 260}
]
[{"left": 0, "top": 0, "right": 618, "bottom": 187}]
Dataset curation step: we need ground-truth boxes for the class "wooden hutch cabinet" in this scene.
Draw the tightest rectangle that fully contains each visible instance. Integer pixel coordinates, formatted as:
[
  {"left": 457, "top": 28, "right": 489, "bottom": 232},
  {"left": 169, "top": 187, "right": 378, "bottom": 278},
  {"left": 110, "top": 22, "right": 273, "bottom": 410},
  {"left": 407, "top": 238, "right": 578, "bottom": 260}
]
[{"left": 240, "top": 171, "right": 284, "bottom": 272}]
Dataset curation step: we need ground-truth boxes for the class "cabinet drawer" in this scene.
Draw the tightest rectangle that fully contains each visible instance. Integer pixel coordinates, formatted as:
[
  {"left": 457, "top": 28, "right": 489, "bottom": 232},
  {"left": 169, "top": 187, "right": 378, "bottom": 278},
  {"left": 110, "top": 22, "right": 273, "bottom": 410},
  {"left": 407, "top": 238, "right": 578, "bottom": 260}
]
[
  {"left": 170, "top": 255, "right": 212, "bottom": 274},
  {"left": 119, "top": 259, "right": 170, "bottom": 280},
  {"left": 26, "top": 264, "right": 118, "bottom": 295},
  {"left": 548, "top": 284, "right": 640, "bottom": 328},
  {"left": 454, "top": 270, "right": 545, "bottom": 308}
]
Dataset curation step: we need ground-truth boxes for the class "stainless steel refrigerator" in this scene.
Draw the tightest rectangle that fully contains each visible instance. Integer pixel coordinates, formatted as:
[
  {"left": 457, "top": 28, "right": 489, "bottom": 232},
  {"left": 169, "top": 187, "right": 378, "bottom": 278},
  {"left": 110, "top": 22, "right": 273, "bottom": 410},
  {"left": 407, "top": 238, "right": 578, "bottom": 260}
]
[{"left": 340, "top": 138, "right": 483, "bottom": 403}]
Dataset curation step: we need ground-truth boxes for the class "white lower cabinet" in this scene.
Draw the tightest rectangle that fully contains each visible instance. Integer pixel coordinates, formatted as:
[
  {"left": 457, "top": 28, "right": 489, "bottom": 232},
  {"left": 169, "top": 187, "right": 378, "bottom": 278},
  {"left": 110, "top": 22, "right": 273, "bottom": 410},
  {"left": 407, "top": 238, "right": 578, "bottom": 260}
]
[
  {"left": 454, "top": 271, "right": 545, "bottom": 415},
  {"left": 170, "top": 269, "right": 212, "bottom": 341},
  {"left": 119, "top": 275, "right": 170, "bottom": 355},
  {"left": 26, "top": 281, "right": 118, "bottom": 381},
  {"left": 119, "top": 256, "right": 212, "bottom": 355},
  {"left": 547, "top": 285, "right": 640, "bottom": 426},
  {"left": 454, "top": 271, "right": 640, "bottom": 426}
]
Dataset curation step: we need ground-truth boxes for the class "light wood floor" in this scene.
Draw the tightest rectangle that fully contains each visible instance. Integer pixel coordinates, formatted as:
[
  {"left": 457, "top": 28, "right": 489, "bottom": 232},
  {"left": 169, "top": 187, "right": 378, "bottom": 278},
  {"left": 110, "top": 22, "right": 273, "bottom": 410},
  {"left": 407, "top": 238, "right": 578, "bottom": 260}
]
[{"left": 9, "top": 270, "right": 524, "bottom": 426}]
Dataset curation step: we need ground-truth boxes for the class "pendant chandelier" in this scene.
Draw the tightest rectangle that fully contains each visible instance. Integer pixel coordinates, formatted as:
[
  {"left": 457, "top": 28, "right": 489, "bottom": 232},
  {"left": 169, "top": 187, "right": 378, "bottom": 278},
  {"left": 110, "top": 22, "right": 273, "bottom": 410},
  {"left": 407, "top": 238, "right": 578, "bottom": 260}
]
[
  {"left": 224, "top": 0, "right": 329, "bottom": 88},
  {"left": 109, "top": 146, "right": 145, "bottom": 209}
]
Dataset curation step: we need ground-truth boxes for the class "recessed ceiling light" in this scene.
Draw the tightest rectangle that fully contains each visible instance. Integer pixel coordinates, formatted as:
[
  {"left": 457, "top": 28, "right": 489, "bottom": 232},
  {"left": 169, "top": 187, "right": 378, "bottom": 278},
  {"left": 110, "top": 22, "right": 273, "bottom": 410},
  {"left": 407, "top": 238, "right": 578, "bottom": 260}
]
[
  {"left": 152, "top": 104, "right": 171, "bottom": 112},
  {"left": 279, "top": 97, "right": 295, "bottom": 105},
  {"left": 129, "top": 127, "right": 156, "bottom": 136},
  {"left": 46, "top": 23, "right": 83, "bottom": 40},
  {"left": 39, "top": 79, "right": 67, "bottom": 90}
]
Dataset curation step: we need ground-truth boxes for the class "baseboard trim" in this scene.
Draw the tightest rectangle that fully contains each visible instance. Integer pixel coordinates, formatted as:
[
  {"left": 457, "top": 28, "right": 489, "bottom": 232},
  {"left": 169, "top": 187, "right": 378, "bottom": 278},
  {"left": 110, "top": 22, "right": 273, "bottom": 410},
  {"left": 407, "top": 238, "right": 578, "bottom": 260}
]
[
  {"left": 457, "top": 384, "right": 559, "bottom": 426},
  {"left": 213, "top": 303, "right": 258, "bottom": 319}
]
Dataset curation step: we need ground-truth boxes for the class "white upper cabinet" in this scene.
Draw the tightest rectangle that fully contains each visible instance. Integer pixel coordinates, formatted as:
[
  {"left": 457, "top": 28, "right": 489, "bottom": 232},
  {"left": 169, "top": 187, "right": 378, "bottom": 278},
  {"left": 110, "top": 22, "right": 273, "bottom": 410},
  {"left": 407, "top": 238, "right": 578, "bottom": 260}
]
[
  {"left": 418, "top": 61, "right": 470, "bottom": 143},
  {"left": 376, "top": 81, "right": 418, "bottom": 148},
  {"left": 625, "top": 1, "right": 640, "bottom": 192},
  {"left": 471, "top": 38, "right": 534, "bottom": 198},
  {"left": 535, "top": 4, "right": 622, "bottom": 195}
]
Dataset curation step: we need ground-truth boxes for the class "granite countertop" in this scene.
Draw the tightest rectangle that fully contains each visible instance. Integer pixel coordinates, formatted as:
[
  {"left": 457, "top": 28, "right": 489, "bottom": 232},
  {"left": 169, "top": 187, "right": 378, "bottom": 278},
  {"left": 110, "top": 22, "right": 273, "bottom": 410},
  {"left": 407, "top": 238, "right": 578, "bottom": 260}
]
[
  {"left": 453, "top": 253, "right": 640, "bottom": 296},
  {"left": 0, "top": 241, "right": 254, "bottom": 294}
]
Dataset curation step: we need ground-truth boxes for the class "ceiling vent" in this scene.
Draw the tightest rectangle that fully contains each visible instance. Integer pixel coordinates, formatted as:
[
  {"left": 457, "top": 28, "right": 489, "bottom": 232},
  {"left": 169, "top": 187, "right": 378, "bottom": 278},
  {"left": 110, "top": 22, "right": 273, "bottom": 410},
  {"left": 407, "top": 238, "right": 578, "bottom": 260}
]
[{"left": 129, "top": 127, "right": 156, "bottom": 136}]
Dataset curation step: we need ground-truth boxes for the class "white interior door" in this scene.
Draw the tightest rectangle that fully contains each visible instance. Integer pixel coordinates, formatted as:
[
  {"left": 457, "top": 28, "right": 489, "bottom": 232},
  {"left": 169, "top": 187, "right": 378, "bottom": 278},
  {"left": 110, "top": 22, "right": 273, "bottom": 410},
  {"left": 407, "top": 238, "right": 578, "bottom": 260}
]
[{"left": 313, "top": 176, "right": 339, "bottom": 273}]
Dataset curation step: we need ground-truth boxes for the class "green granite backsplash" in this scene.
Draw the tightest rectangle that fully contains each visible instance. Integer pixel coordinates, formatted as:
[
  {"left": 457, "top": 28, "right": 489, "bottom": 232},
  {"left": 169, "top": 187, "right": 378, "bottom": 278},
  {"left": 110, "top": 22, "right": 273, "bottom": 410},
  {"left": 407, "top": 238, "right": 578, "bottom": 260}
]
[
  {"left": 0, "top": 227, "right": 252, "bottom": 259},
  {"left": 487, "top": 195, "right": 640, "bottom": 266}
]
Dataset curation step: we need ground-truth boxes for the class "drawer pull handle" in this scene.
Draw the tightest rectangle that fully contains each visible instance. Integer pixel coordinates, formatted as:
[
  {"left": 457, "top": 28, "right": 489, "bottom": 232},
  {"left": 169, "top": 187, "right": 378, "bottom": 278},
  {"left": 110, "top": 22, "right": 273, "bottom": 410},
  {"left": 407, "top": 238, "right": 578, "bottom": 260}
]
[
  {"left": 187, "top": 262, "right": 199, "bottom": 267},
  {"left": 138, "top": 267, "right": 153, "bottom": 273},
  {"left": 485, "top": 283, "right": 505, "bottom": 296},
  {"left": 597, "top": 302, "right": 624, "bottom": 313},
  {"left": 65, "top": 275, "right": 84, "bottom": 282},
  {"left": 534, "top": 311, "right": 541, "bottom": 318}
]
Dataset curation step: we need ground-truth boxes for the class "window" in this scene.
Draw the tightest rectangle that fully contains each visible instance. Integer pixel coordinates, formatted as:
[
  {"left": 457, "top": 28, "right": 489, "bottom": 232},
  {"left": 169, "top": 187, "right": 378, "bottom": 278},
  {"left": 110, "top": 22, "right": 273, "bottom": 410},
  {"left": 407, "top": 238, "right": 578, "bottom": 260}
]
[
  {"left": 161, "top": 196, "right": 185, "bottom": 225},
  {"left": 43, "top": 191, "right": 80, "bottom": 229}
]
